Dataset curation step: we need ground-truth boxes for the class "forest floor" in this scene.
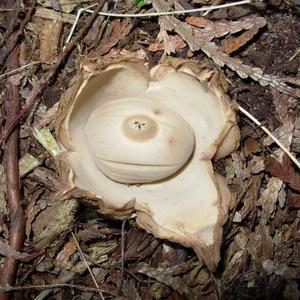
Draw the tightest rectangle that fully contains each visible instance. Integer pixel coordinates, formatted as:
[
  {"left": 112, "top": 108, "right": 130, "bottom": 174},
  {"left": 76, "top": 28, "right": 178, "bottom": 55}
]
[{"left": 0, "top": 0, "right": 299, "bottom": 299}]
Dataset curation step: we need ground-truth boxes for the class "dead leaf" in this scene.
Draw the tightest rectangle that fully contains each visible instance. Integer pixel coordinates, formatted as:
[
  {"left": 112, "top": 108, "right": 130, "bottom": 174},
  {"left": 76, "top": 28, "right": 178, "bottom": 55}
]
[
  {"left": 264, "top": 122, "right": 294, "bottom": 149},
  {"left": 248, "top": 225, "right": 273, "bottom": 268},
  {"left": 271, "top": 89, "right": 296, "bottom": 123},
  {"left": 287, "top": 193, "right": 300, "bottom": 208},
  {"left": 242, "top": 137, "right": 262, "bottom": 158},
  {"left": 248, "top": 155, "right": 265, "bottom": 174},
  {"left": 186, "top": 16, "right": 266, "bottom": 43},
  {"left": 222, "top": 26, "right": 263, "bottom": 54},
  {"left": 225, "top": 152, "right": 250, "bottom": 185},
  {"left": 29, "top": 167, "right": 61, "bottom": 191},
  {"left": 149, "top": 35, "right": 186, "bottom": 53},
  {"left": 234, "top": 175, "right": 261, "bottom": 222},
  {"left": 94, "top": 19, "right": 133, "bottom": 56},
  {"left": 265, "top": 154, "right": 300, "bottom": 192},
  {"left": 55, "top": 238, "right": 77, "bottom": 269},
  {"left": 136, "top": 261, "right": 207, "bottom": 299},
  {"left": 257, "top": 177, "right": 283, "bottom": 222}
]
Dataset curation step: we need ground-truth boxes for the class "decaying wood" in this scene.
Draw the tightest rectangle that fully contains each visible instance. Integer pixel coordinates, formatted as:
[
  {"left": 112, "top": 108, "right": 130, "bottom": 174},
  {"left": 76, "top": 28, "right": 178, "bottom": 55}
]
[
  {"left": 39, "top": 19, "right": 62, "bottom": 62},
  {"left": 34, "top": 7, "right": 76, "bottom": 24}
]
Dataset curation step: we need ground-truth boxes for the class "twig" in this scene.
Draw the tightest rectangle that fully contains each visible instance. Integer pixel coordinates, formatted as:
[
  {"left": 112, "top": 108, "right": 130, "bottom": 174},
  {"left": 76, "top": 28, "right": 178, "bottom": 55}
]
[
  {"left": 71, "top": 232, "right": 105, "bottom": 300},
  {"left": 65, "top": 0, "right": 251, "bottom": 43},
  {"left": 88, "top": 0, "right": 252, "bottom": 18},
  {"left": 65, "top": 3, "right": 97, "bottom": 45},
  {"left": 238, "top": 105, "right": 300, "bottom": 169},
  {"left": 0, "top": 16, "right": 24, "bottom": 300},
  {"left": 0, "top": 0, "right": 106, "bottom": 147},
  {"left": 118, "top": 219, "right": 127, "bottom": 290},
  {"left": 0, "top": 61, "right": 42, "bottom": 80},
  {"left": 0, "top": 283, "right": 114, "bottom": 295}
]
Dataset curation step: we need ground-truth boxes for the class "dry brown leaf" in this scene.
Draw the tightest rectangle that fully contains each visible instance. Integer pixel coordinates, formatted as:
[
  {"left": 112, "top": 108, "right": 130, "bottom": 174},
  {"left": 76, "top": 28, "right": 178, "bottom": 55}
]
[
  {"left": 225, "top": 152, "right": 250, "bottom": 186},
  {"left": 157, "top": 28, "right": 176, "bottom": 54},
  {"left": 271, "top": 89, "right": 297, "bottom": 123},
  {"left": 149, "top": 34, "right": 186, "bottom": 53},
  {"left": 94, "top": 19, "right": 133, "bottom": 56},
  {"left": 248, "top": 155, "right": 265, "bottom": 174},
  {"left": 265, "top": 154, "right": 300, "bottom": 192},
  {"left": 222, "top": 26, "right": 263, "bottom": 54},
  {"left": 248, "top": 225, "right": 273, "bottom": 267},
  {"left": 257, "top": 177, "right": 283, "bottom": 222},
  {"left": 287, "top": 193, "right": 300, "bottom": 208},
  {"left": 137, "top": 261, "right": 207, "bottom": 299},
  {"left": 54, "top": 238, "right": 77, "bottom": 269},
  {"left": 234, "top": 175, "right": 261, "bottom": 222},
  {"left": 242, "top": 137, "right": 262, "bottom": 158},
  {"left": 186, "top": 16, "right": 266, "bottom": 44},
  {"left": 222, "top": 250, "right": 244, "bottom": 285},
  {"left": 34, "top": 102, "right": 59, "bottom": 129},
  {"left": 264, "top": 122, "right": 294, "bottom": 149},
  {"left": 151, "top": 0, "right": 300, "bottom": 99}
]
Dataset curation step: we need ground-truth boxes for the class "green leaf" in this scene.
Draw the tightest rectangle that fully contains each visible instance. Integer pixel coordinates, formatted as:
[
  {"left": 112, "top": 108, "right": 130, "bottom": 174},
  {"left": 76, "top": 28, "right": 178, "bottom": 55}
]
[{"left": 135, "top": 0, "right": 145, "bottom": 8}]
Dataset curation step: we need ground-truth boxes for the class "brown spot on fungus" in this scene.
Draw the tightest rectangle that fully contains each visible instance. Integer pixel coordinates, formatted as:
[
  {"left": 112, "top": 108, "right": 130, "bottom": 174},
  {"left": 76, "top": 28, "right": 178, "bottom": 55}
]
[{"left": 153, "top": 108, "right": 161, "bottom": 115}]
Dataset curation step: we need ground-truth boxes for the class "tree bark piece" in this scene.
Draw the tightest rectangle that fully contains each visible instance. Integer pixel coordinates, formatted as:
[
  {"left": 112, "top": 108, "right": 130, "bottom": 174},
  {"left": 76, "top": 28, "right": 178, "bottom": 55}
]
[{"left": 0, "top": 32, "right": 24, "bottom": 300}]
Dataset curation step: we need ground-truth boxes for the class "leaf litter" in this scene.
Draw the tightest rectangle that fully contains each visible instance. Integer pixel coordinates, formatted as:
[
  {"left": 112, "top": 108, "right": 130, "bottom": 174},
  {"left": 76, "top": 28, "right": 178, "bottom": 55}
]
[{"left": 0, "top": 0, "right": 299, "bottom": 299}]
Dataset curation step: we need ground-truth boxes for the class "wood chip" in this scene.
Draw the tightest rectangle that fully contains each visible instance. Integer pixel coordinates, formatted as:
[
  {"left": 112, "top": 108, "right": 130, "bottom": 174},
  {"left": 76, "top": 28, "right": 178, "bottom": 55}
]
[
  {"left": 35, "top": 7, "right": 76, "bottom": 24},
  {"left": 39, "top": 19, "right": 62, "bottom": 62}
]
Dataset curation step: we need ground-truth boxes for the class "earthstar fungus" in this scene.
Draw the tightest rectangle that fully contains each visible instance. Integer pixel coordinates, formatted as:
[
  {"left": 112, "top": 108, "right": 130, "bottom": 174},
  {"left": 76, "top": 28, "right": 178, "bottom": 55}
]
[{"left": 56, "top": 59, "right": 240, "bottom": 270}]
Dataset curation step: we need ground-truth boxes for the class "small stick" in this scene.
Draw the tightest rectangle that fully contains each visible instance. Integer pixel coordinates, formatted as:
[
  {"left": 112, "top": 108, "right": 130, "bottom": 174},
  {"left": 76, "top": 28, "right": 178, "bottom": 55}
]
[
  {"left": 0, "top": 18, "right": 24, "bottom": 300},
  {"left": 71, "top": 232, "right": 105, "bottom": 300},
  {"left": 65, "top": 3, "right": 98, "bottom": 45},
  {"left": 238, "top": 105, "right": 300, "bottom": 169},
  {"left": 118, "top": 219, "right": 127, "bottom": 290},
  {"left": 88, "top": 0, "right": 252, "bottom": 18},
  {"left": 0, "top": 283, "right": 114, "bottom": 295},
  {"left": 0, "top": 61, "right": 42, "bottom": 80}
]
